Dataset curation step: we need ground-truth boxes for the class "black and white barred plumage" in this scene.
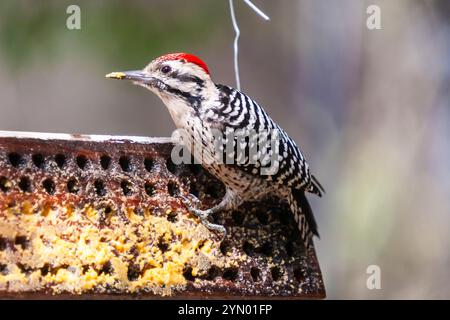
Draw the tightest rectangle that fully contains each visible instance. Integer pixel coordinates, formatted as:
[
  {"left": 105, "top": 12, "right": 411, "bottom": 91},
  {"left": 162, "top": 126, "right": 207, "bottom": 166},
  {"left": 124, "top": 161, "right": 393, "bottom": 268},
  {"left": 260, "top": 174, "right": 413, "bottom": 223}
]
[
  {"left": 107, "top": 53, "right": 324, "bottom": 249},
  {"left": 205, "top": 85, "right": 324, "bottom": 244}
]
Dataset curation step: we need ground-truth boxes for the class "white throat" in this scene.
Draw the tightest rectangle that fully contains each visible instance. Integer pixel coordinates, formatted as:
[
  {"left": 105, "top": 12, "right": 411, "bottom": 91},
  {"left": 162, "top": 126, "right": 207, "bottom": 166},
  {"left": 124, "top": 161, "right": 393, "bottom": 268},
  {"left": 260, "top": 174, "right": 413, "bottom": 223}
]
[
  {"left": 160, "top": 95, "right": 193, "bottom": 129},
  {"left": 156, "top": 82, "right": 218, "bottom": 129}
]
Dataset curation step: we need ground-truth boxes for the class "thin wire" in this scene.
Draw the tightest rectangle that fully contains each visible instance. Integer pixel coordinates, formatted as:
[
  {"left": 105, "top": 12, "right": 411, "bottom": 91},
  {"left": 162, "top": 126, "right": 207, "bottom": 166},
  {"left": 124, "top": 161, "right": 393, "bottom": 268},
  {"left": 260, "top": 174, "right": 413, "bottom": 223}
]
[
  {"left": 229, "top": 0, "right": 270, "bottom": 91},
  {"left": 243, "top": 0, "right": 270, "bottom": 21},
  {"left": 229, "top": 0, "right": 241, "bottom": 90}
]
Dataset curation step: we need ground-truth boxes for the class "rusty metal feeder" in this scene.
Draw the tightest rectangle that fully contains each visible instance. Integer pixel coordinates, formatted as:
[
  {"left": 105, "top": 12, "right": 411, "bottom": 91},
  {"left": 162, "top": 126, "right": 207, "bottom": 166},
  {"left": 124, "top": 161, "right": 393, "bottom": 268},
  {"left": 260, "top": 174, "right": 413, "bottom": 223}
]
[{"left": 0, "top": 131, "right": 325, "bottom": 299}]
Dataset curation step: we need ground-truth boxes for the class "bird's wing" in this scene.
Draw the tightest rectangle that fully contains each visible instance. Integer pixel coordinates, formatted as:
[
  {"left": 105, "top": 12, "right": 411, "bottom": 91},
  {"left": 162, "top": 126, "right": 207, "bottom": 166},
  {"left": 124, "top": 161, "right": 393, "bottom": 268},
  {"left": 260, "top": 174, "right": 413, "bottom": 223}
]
[{"left": 210, "top": 85, "right": 323, "bottom": 196}]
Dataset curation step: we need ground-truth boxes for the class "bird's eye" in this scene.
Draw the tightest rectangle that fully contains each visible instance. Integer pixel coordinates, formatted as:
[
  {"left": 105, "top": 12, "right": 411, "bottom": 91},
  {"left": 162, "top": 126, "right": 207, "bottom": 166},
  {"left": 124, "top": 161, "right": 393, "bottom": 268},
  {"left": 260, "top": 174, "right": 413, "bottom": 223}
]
[{"left": 161, "top": 65, "right": 171, "bottom": 74}]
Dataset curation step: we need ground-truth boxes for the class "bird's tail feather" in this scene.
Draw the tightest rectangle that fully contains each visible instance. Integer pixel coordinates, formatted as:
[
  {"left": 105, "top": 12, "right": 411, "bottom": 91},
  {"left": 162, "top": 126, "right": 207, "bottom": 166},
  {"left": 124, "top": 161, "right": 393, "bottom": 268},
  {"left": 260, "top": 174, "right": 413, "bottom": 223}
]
[
  {"left": 288, "top": 189, "right": 319, "bottom": 249},
  {"left": 307, "top": 174, "right": 325, "bottom": 197}
]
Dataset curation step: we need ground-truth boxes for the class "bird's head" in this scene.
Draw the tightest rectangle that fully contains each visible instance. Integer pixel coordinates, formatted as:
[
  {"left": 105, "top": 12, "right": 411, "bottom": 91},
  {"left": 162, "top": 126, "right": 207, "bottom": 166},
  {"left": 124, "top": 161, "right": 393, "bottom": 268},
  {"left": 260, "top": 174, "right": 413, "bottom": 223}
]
[{"left": 106, "top": 53, "right": 214, "bottom": 109}]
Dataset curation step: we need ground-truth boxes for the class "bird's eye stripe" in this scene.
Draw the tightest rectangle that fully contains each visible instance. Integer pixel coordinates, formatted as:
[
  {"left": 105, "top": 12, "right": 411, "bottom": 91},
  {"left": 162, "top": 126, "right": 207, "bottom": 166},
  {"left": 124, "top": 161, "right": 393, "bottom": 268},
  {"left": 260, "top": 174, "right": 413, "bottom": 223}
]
[{"left": 172, "top": 73, "right": 205, "bottom": 87}]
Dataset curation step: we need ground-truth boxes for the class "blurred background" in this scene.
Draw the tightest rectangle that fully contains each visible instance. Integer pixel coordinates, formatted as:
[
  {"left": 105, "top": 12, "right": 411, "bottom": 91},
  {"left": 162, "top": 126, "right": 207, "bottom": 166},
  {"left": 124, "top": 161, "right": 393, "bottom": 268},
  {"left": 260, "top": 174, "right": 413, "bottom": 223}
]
[{"left": 0, "top": 0, "right": 449, "bottom": 299}]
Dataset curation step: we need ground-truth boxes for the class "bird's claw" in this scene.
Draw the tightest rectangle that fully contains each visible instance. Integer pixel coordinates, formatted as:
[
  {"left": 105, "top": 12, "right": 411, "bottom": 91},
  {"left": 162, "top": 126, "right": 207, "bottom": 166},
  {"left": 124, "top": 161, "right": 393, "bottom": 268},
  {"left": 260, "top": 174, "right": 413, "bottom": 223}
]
[
  {"left": 179, "top": 194, "right": 201, "bottom": 215},
  {"left": 192, "top": 208, "right": 211, "bottom": 220},
  {"left": 179, "top": 194, "right": 227, "bottom": 239},
  {"left": 202, "top": 221, "right": 227, "bottom": 240}
]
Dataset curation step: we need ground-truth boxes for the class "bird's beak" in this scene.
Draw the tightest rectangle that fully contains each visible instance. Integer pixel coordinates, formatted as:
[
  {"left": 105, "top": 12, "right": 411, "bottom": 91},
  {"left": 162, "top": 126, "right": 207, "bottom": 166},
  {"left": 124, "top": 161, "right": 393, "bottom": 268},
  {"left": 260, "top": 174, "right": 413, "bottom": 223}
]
[{"left": 105, "top": 70, "right": 152, "bottom": 84}]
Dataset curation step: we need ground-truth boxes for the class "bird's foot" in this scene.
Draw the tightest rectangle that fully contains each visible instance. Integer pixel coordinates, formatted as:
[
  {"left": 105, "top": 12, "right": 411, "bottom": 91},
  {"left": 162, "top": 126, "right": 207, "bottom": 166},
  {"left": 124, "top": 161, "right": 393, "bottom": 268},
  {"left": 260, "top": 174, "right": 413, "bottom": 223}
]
[{"left": 179, "top": 194, "right": 227, "bottom": 239}]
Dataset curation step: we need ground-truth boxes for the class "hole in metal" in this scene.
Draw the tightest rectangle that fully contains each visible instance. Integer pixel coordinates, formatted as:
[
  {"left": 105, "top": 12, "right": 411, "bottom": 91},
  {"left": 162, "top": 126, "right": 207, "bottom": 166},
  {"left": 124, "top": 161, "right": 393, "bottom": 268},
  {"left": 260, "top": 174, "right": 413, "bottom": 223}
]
[
  {"left": 0, "top": 176, "right": 11, "bottom": 193},
  {"left": 100, "top": 155, "right": 111, "bottom": 170},
  {"left": 17, "top": 263, "right": 33, "bottom": 275},
  {"left": 94, "top": 180, "right": 106, "bottom": 196},
  {"left": 54, "top": 154, "right": 66, "bottom": 169},
  {"left": 81, "top": 265, "right": 90, "bottom": 274},
  {"left": 76, "top": 155, "right": 88, "bottom": 170},
  {"left": 8, "top": 152, "right": 23, "bottom": 167},
  {"left": 259, "top": 241, "right": 273, "bottom": 256},
  {"left": 294, "top": 268, "right": 305, "bottom": 283},
  {"left": 18, "top": 177, "right": 32, "bottom": 193},
  {"left": 15, "top": 236, "right": 30, "bottom": 250},
  {"left": 144, "top": 182, "right": 155, "bottom": 196},
  {"left": 134, "top": 208, "right": 144, "bottom": 216},
  {"left": 250, "top": 267, "right": 260, "bottom": 282},
  {"left": 127, "top": 264, "right": 140, "bottom": 281},
  {"left": 42, "top": 178, "right": 55, "bottom": 195},
  {"left": 242, "top": 241, "right": 255, "bottom": 256},
  {"left": 183, "top": 266, "right": 196, "bottom": 281},
  {"left": 220, "top": 240, "right": 231, "bottom": 256},
  {"left": 100, "top": 261, "right": 113, "bottom": 275},
  {"left": 0, "top": 237, "right": 8, "bottom": 251},
  {"left": 67, "top": 178, "right": 79, "bottom": 194},
  {"left": 0, "top": 264, "right": 8, "bottom": 275},
  {"left": 189, "top": 184, "right": 199, "bottom": 198},
  {"left": 222, "top": 267, "right": 238, "bottom": 281},
  {"left": 40, "top": 264, "right": 50, "bottom": 276},
  {"left": 157, "top": 237, "right": 169, "bottom": 253},
  {"left": 121, "top": 180, "right": 132, "bottom": 196},
  {"left": 206, "top": 265, "right": 220, "bottom": 280},
  {"left": 104, "top": 206, "right": 112, "bottom": 214},
  {"left": 144, "top": 158, "right": 154, "bottom": 172},
  {"left": 271, "top": 266, "right": 282, "bottom": 282},
  {"left": 197, "top": 239, "right": 206, "bottom": 250},
  {"left": 167, "top": 211, "right": 178, "bottom": 223},
  {"left": 167, "top": 181, "right": 179, "bottom": 196},
  {"left": 32, "top": 154, "right": 45, "bottom": 168},
  {"left": 51, "top": 264, "right": 69, "bottom": 276},
  {"left": 166, "top": 158, "right": 176, "bottom": 175},
  {"left": 99, "top": 205, "right": 113, "bottom": 226},
  {"left": 119, "top": 156, "right": 131, "bottom": 172}
]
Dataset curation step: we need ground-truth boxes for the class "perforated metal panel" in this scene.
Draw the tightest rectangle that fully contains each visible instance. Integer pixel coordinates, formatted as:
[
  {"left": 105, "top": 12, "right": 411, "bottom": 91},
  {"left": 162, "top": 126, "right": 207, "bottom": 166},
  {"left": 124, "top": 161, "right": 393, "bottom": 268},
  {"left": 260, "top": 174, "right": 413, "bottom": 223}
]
[{"left": 0, "top": 131, "right": 325, "bottom": 298}]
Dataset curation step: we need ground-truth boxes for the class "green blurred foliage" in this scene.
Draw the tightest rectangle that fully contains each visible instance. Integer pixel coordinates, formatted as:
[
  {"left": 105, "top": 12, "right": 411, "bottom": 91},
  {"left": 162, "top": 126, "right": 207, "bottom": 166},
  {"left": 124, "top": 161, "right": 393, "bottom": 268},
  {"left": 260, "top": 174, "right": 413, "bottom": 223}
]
[{"left": 0, "top": 0, "right": 226, "bottom": 70}]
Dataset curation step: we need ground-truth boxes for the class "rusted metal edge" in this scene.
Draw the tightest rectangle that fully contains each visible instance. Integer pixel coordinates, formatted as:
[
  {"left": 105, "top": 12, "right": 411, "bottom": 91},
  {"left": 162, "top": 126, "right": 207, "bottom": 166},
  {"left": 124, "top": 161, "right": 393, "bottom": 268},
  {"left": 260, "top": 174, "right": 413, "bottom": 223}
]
[{"left": 0, "top": 130, "right": 173, "bottom": 144}]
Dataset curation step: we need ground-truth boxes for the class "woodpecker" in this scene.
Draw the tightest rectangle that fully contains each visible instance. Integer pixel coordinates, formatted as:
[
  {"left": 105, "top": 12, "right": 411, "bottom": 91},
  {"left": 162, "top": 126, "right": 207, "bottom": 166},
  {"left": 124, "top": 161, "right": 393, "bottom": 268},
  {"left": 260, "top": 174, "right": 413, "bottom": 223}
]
[{"left": 106, "top": 53, "right": 324, "bottom": 249}]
